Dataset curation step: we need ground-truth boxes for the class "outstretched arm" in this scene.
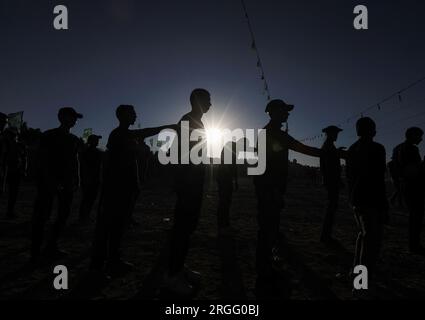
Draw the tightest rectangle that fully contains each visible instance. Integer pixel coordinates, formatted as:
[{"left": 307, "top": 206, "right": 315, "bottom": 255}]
[
  {"left": 288, "top": 135, "right": 321, "bottom": 157},
  {"left": 133, "top": 124, "right": 178, "bottom": 140}
]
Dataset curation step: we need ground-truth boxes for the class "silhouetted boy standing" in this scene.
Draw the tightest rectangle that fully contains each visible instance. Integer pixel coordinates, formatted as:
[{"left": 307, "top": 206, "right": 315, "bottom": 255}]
[
  {"left": 91, "top": 105, "right": 175, "bottom": 275},
  {"left": 78, "top": 134, "right": 103, "bottom": 222},
  {"left": 319, "top": 125, "right": 345, "bottom": 243},
  {"left": 253, "top": 99, "right": 321, "bottom": 298},
  {"left": 164, "top": 89, "right": 211, "bottom": 296},
  {"left": 31, "top": 107, "right": 83, "bottom": 261},
  {"left": 392, "top": 127, "right": 424, "bottom": 254},
  {"left": 347, "top": 117, "right": 388, "bottom": 275}
]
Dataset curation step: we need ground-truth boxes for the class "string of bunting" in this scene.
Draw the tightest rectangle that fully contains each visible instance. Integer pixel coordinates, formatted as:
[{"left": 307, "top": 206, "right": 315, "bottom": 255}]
[
  {"left": 241, "top": 0, "right": 271, "bottom": 101},
  {"left": 300, "top": 76, "right": 425, "bottom": 142}
]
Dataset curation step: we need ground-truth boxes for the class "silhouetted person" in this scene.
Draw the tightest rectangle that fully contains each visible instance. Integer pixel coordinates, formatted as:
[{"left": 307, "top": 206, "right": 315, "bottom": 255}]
[
  {"left": 137, "top": 141, "right": 153, "bottom": 184},
  {"left": 346, "top": 117, "right": 388, "bottom": 276},
  {"left": 0, "top": 112, "right": 7, "bottom": 133},
  {"left": 392, "top": 127, "right": 425, "bottom": 254},
  {"left": 216, "top": 141, "right": 239, "bottom": 230},
  {"left": 3, "top": 127, "right": 27, "bottom": 218},
  {"left": 253, "top": 99, "right": 321, "bottom": 298},
  {"left": 91, "top": 104, "right": 175, "bottom": 276},
  {"left": 78, "top": 134, "right": 103, "bottom": 222},
  {"left": 163, "top": 88, "right": 211, "bottom": 296},
  {"left": 319, "top": 125, "right": 346, "bottom": 243},
  {"left": 31, "top": 107, "right": 83, "bottom": 262},
  {"left": 0, "top": 112, "right": 7, "bottom": 196},
  {"left": 388, "top": 159, "right": 404, "bottom": 208}
]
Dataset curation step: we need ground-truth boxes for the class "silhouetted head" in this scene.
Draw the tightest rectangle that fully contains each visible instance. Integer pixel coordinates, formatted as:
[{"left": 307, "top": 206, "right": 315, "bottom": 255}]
[
  {"left": 190, "top": 89, "right": 211, "bottom": 115},
  {"left": 116, "top": 105, "right": 137, "bottom": 126},
  {"left": 0, "top": 112, "right": 8, "bottom": 132},
  {"left": 58, "top": 107, "right": 83, "bottom": 129},
  {"left": 265, "top": 99, "right": 294, "bottom": 125},
  {"left": 356, "top": 117, "right": 376, "bottom": 139},
  {"left": 405, "top": 127, "right": 423, "bottom": 145},
  {"left": 87, "top": 134, "right": 102, "bottom": 147},
  {"left": 322, "top": 125, "right": 342, "bottom": 142}
]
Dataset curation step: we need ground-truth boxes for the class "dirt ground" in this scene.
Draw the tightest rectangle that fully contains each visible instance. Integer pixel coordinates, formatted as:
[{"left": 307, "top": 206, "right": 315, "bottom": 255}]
[{"left": 0, "top": 171, "right": 424, "bottom": 300}]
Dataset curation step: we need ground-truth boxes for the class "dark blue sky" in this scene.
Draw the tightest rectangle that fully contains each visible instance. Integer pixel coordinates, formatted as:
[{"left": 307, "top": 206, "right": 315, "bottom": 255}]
[{"left": 1, "top": 0, "right": 425, "bottom": 165}]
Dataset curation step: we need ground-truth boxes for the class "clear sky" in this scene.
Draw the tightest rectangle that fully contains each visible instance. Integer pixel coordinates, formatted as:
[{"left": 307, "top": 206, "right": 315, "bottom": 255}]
[{"left": 1, "top": 0, "right": 425, "bottom": 166}]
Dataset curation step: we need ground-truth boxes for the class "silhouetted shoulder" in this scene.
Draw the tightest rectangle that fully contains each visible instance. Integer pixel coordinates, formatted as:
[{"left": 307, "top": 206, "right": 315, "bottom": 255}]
[
  {"left": 40, "top": 128, "right": 79, "bottom": 146},
  {"left": 41, "top": 128, "right": 59, "bottom": 138},
  {"left": 372, "top": 141, "right": 386, "bottom": 154},
  {"left": 106, "top": 127, "right": 124, "bottom": 151},
  {"left": 179, "top": 112, "right": 204, "bottom": 130}
]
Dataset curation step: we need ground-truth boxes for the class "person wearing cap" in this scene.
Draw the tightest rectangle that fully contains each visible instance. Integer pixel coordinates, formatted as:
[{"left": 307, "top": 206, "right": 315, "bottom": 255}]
[
  {"left": 90, "top": 104, "right": 176, "bottom": 277},
  {"left": 253, "top": 99, "right": 321, "bottom": 298},
  {"left": 78, "top": 134, "right": 103, "bottom": 222},
  {"left": 392, "top": 127, "right": 425, "bottom": 254},
  {"left": 31, "top": 107, "right": 83, "bottom": 261},
  {"left": 319, "top": 125, "right": 346, "bottom": 243},
  {"left": 346, "top": 117, "right": 388, "bottom": 279}
]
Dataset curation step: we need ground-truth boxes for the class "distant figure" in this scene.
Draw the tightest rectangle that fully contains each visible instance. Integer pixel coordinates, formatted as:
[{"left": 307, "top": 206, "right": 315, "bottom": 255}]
[
  {"left": 0, "top": 112, "right": 8, "bottom": 196},
  {"left": 90, "top": 105, "right": 176, "bottom": 276},
  {"left": 253, "top": 99, "right": 321, "bottom": 298},
  {"left": 31, "top": 107, "right": 83, "bottom": 262},
  {"left": 346, "top": 117, "right": 388, "bottom": 276},
  {"left": 392, "top": 127, "right": 425, "bottom": 254},
  {"left": 3, "top": 127, "right": 27, "bottom": 218},
  {"left": 388, "top": 158, "right": 404, "bottom": 208},
  {"left": 78, "top": 134, "right": 103, "bottom": 222},
  {"left": 163, "top": 88, "right": 211, "bottom": 296},
  {"left": 0, "top": 113, "right": 7, "bottom": 133},
  {"left": 137, "top": 141, "right": 153, "bottom": 184},
  {"left": 216, "top": 141, "right": 239, "bottom": 231},
  {"left": 319, "top": 125, "right": 346, "bottom": 243}
]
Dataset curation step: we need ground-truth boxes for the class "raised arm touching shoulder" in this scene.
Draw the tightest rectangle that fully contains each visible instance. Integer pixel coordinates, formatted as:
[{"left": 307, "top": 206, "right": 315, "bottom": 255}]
[
  {"left": 133, "top": 124, "right": 178, "bottom": 140},
  {"left": 288, "top": 135, "right": 321, "bottom": 157}
]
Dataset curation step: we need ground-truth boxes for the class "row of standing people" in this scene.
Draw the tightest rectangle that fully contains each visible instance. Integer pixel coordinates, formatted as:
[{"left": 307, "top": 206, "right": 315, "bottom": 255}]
[{"left": 1, "top": 89, "right": 424, "bottom": 298}]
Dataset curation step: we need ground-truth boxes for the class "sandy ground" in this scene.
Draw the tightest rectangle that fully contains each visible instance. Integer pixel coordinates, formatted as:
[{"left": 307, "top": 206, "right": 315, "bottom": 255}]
[{"left": 0, "top": 171, "right": 424, "bottom": 300}]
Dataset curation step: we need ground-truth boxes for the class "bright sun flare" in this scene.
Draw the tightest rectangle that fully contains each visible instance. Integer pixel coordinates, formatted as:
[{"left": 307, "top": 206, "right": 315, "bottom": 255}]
[{"left": 205, "top": 127, "right": 223, "bottom": 157}]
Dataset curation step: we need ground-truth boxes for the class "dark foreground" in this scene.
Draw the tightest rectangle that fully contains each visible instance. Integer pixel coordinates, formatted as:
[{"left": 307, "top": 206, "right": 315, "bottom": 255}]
[{"left": 0, "top": 174, "right": 424, "bottom": 300}]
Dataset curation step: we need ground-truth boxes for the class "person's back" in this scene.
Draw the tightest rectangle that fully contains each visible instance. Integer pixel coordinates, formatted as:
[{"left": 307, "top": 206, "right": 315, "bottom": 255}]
[
  {"left": 348, "top": 117, "right": 388, "bottom": 276},
  {"left": 91, "top": 104, "right": 176, "bottom": 274},
  {"left": 104, "top": 126, "right": 139, "bottom": 188},
  {"left": 253, "top": 123, "right": 291, "bottom": 193},
  {"left": 393, "top": 141, "right": 423, "bottom": 186},
  {"left": 320, "top": 139, "right": 341, "bottom": 187},
  {"left": 347, "top": 138, "right": 387, "bottom": 210},
  {"left": 173, "top": 111, "right": 206, "bottom": 188},
  {"left": 80, "top": 146, "right": 102, "bottom": 184},
  {"left": 4, "top": 132, "right": 26, "bottom": 173},
  {"left": 319, "top": 125, "right": 344, "bottom": 243},
  {"left": 38, "top": 127, "right": 80, "bottom": 186},
  {"left": 31, "top": 107, "right": 83, "bottom": 261},
  {"left": 394, "top": 127, "right": 425, "bottom": 253},
  {"left": 165, "top": 88, "right": 211, "bottom": 296}
]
